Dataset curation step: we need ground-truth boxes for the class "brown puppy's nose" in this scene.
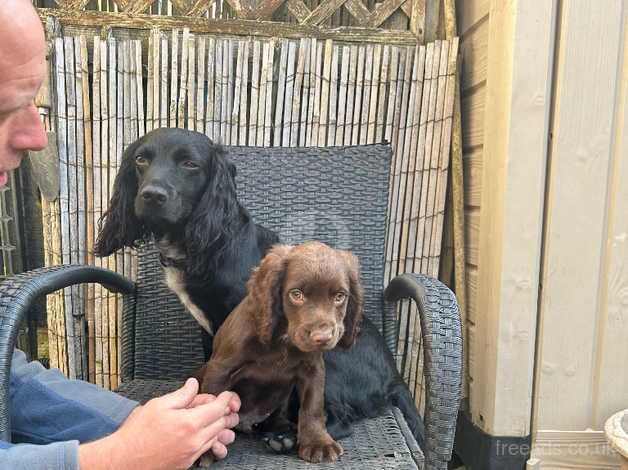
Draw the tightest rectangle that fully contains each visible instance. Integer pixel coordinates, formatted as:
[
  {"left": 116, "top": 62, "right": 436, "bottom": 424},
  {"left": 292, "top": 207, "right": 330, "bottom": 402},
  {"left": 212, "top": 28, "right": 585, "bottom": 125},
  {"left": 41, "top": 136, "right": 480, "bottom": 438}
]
[
  {"left": 140, "top": 186, "right": 168, "bottom": 204},
  {"left": 310, "top": 327, "right": 334, "bottom": 344}
]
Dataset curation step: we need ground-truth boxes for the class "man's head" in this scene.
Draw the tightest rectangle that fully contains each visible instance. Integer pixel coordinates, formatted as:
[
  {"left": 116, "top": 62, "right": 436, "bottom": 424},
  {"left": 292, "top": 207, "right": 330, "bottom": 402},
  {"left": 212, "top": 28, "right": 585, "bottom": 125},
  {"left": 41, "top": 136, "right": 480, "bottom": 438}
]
[{"left": 0, "top": 0, "right": 48, "bottom": 187}]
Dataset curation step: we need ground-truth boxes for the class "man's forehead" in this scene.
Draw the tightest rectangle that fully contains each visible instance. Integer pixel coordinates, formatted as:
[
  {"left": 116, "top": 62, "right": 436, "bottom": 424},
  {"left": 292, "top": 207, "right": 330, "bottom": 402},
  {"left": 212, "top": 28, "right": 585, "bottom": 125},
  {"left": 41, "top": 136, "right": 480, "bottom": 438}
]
[{"left": 0, "top": 61, "right": 46, "bottom": 113}]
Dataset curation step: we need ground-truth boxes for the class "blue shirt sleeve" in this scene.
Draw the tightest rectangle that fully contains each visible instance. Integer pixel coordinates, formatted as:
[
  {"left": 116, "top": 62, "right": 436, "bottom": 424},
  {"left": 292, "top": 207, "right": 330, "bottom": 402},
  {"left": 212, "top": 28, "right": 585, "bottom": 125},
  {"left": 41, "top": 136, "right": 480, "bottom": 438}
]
[{"left": 1, "top": 349, "right": 139, "bottom": 470}]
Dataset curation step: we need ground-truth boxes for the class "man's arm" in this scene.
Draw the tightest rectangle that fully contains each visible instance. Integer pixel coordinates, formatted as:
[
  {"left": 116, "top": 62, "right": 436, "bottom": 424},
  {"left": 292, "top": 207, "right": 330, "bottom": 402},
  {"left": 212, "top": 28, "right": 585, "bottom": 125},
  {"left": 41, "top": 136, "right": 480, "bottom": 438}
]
[
  {"left": 9, "top": 349, "right": 138, "bottom": 445},
  {"left": 0, "top": 439, "right": 80, "bottom": 470}
]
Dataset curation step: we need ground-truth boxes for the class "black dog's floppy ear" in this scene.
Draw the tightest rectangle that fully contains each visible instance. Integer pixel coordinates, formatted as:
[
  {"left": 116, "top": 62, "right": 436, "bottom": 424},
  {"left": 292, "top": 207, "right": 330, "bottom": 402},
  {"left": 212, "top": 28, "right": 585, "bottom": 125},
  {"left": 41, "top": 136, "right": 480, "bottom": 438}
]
[
  {"left": 337, "top": 250, "right": 364, "bottom": 348},
  {"left": 184, "top": 143, "right": 240, "bottom": 278},
  {"left": 94, "top": 140, "right": 144, "bottom": 257},
  {"left": 246, "top": 244, "right": 293, "bottom": 345}
]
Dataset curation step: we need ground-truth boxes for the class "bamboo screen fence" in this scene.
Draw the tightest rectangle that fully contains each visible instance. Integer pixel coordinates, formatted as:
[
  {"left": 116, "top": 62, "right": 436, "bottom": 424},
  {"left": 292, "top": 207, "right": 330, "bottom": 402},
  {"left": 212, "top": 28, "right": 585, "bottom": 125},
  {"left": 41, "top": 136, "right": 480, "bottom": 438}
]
[{"left": 43, "top": 30, "right": 458, "bottom": 405}]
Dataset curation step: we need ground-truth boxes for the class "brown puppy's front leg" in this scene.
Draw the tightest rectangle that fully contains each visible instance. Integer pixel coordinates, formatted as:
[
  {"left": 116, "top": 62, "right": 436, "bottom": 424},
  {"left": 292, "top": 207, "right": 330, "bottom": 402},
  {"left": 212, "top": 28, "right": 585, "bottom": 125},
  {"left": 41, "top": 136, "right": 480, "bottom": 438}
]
[
  {"left": 195, "top": 361, "right": 233, "bottom": 468},
  {"left": 296, "top": 356, "right": 343, "bottom": 463}
]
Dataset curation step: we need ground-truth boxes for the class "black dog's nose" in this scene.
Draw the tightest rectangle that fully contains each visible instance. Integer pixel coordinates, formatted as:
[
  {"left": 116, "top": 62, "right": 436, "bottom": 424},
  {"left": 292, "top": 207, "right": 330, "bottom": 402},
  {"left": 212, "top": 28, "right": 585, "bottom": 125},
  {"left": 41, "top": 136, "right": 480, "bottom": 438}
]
[{"left": 140, "top": 186, "right": 168, "bottom": 204}]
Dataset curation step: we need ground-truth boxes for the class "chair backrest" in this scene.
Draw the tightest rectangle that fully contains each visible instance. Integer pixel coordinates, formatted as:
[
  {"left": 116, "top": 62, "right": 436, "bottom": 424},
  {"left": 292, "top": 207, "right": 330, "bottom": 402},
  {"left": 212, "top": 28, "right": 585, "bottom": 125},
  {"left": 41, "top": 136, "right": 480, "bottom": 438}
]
[{"left": 125, "top": 145, "right": 392, "bottom": 381}]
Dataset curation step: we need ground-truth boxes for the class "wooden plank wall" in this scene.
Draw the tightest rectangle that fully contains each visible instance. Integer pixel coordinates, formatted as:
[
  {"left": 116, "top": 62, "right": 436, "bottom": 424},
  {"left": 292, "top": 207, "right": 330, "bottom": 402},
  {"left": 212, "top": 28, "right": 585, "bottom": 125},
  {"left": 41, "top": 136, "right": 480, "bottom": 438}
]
[
  {"left": 457, "top": 0, "right": 628, "bottom": 466},
  {"left": 46, "top": 31, "right": 459, "bottom": 392},
  {"left": 534, "top": 0, "right": 627, "bottom": 433}
]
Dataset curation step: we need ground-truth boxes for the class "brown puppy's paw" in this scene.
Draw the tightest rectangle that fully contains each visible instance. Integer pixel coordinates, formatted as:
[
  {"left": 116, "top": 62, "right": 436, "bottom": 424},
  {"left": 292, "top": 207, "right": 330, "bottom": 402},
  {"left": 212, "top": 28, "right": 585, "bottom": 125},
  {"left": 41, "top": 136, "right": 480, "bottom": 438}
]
[
  {"left": 298, "top": 439, "right": 343, "bottom": 463},
  {"left": 197, "top": 451, "right": 215, "bottom": 468}
]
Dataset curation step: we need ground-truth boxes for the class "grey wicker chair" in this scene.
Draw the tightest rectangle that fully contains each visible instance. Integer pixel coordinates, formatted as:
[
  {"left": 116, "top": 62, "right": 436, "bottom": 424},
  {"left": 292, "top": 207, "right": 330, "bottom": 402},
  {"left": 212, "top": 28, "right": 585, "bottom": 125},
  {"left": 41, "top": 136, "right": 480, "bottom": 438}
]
[{"left": 0, "top": 144, "right": 462, "bottom": 469}]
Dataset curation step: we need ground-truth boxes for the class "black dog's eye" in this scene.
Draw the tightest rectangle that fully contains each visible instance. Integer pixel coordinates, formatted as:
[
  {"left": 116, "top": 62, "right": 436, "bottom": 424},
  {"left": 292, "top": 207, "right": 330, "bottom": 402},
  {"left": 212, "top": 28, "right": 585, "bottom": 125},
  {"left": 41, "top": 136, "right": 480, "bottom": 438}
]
[
  {"left": 181, "top": 160, "right": 200, "bottom": 169},
  {"left": 135, "top": 154, "right": 148, "bottom": 165}
]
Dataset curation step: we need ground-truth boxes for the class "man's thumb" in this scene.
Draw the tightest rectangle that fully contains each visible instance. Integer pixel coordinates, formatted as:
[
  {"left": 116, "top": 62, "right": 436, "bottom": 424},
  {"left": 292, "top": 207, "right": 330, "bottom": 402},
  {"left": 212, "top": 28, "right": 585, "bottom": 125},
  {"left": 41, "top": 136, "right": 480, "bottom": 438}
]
[{"left": 160, "top": 378, "right": 199, "bottom": 409}]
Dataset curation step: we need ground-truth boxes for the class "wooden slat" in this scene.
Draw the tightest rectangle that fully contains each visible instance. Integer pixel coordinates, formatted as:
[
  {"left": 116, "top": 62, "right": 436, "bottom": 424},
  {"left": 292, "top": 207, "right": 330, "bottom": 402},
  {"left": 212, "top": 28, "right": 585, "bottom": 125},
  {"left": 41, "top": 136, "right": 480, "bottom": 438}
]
[
  {"left": 135, "top": 39, "right": 145, "bottom": 138},
  {"left": 287, "top": 0, "right": 311, "bottom": 23},
  {"left": 343, "top": 44, "right": 358, "bottom": 145},
  {"left": 472, "top": 0, "right": 556, "bottom": 437},
  {"left": 304, "top": 0, "right": 348, "bottom": 26},
  {"left": 213, "top": 36, "right": 222, "bottom": 138},
  {"left": 238, "top": 39, "right": 250, "bottom": 145},
  {"left": 359, "top": 44, "right": 373, "bottom": 145},
  {"left": 151, "top": 30, "right": 160, "bottom": 131},
  {"left": 461, "top": 86, "right": 484, "bottom": 150},
  {"left": 160, "top": 38, "right": 168, "bottom": 128},
  {"left": 178, "top": 28, "right": 190, "bottom": 129},
  {"left": 351, "top": 45, "right": 366, "bottom": 144},
  {"left": 310, "top": 40, "right": 323, "bottom": 146},
  {"left": 232, "top": 39, "right": 244, "bottom": 142},
  {"left": 196, "top": 36, "right": 206, "bottom": 133},
  {"left": 169, "top": 29, "right": 180, "bottom": 127},
  {"left": 375, "top": 44, "right": 390, "bottom": 143},
  {"left": 274, "top": 39, "right": 289, "bottom": 146},
  {"left": 318, "top": 39, "right": 333, "bottom": 146},
  {"left": 205, "top": 37, "right": 216, "bottom": 138},
  {"left": 93, "top": 37, "right": 105, "bottom": 387},
  {"left": 343, "top": 0, "right": 371, "bottom": 26},
  {"left": 249, "top": 40, "right": 261, "bottom": 145},
  {"left": 262, "top": 40, "right": 275, "bottom": 146},
  {"left": 299, "top": 38, "right": 312, "bottom": 146},
  {"left": 409, "top": 0, "right": 425, "bottom": 41},
  {"left": 187, "top": 33, "right": 197, "bottom": 131},
  {"left": 592, "top": 16, "right": 628, "bottom": 428},
  {"left": 370, "top": 0, "right": 408, "bottom": 28},
  {"left": 460, "top": 20, "right": 488, "bottom": 92},
  {"left": 282, "top": 40, "right": 297, "bottom": 146},
  {"left": 326, "top": 44, "right": 339, "bottom": 146},
  {"left": 146, "top": 31, "right": 154, "bottom": 132},
  {"left": 106, "top": 36, "right": 117, "bottom": 390},
  {"left": 291, "top": 38, "right": 308, "bottom": 147},
  {"left": 225, "top": 39, "right": 234, "bottom": 143},
  {"left": 457, "top": 0, "right": 488, "bottom": 35},
  {"left": 366, "top": 44, "right": 381, "bottom": 143}
]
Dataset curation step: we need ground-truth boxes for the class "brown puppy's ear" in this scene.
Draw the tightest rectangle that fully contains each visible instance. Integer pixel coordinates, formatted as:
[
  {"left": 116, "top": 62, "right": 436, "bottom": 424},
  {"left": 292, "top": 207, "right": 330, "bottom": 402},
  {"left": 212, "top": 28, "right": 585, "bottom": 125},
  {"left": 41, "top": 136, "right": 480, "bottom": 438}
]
[
  {"left": 247, "top": 244, "right": 293, "bottom": 344},
  {"left": 337, "top": 250, "right": 364, "bottom": 348}
]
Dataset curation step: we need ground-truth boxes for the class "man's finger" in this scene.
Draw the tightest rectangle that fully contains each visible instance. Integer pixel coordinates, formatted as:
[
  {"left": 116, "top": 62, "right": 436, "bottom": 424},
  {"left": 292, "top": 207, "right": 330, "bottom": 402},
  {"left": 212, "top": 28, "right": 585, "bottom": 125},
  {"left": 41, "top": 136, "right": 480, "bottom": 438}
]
[
  {"left": 216, "top": 429, "right": 236, "bottom": 446},
  {"left": 211, "top": 441, "right": 229, "bottom": 460},
  {"left": 195, "top": 424, "right": 236, "bottom": 460},
  {"left": 185, "top": 392, "right": 235, "bottom": 428},
  {"left": 188, "top": 393, "right": 217, "bottom": 408},
  {"left": 154, "top": 378, "right": 199, "bottom": 409}
]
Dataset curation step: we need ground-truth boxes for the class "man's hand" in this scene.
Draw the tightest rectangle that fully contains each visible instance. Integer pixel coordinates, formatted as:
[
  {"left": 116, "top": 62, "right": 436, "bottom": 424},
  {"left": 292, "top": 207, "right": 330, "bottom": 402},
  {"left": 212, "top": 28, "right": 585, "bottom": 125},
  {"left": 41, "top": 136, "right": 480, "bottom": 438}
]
[{"left": 78, "top": 378, "right": 240, "bottom": 470}]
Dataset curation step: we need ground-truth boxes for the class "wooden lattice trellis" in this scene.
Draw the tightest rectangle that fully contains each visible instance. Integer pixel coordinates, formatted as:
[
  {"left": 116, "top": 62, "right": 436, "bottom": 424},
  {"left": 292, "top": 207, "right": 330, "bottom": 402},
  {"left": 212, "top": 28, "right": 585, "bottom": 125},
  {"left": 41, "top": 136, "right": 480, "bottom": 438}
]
[{"left": 43, "top": 0, "right": 440, "bottom": 42}]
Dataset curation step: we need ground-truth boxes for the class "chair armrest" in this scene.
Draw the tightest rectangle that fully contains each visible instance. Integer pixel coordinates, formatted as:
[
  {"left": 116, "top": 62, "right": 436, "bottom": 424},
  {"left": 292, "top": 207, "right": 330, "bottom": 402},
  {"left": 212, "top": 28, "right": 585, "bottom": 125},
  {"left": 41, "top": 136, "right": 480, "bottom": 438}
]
[
  {"left": 0, "top": 264, "right": 136, "bottom": 441},
  {"left": 384, "top": 273, "right": 463, "bottom": 470}
]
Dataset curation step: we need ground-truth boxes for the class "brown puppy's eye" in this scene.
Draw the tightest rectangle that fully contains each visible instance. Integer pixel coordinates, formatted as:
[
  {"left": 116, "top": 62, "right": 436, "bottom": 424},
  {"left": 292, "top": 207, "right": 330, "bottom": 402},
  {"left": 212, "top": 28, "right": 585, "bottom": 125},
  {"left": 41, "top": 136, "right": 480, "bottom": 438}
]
[
  {"left": 289, "top": 289, "right": 305, "bottom": 303},
  {"left": 135, "top": 154, "right": 147, "bottom": 165},
  {"left": 334, "top": 292, "right": 347, "bottom": 304},
  {"left": 181, "top": 160, "right": 200, "bottom": 169}
]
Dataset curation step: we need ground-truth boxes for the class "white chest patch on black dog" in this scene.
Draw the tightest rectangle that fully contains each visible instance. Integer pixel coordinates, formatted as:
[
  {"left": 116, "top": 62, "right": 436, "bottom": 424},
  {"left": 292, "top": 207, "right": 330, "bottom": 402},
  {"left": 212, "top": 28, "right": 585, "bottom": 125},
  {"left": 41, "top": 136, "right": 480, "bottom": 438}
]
[{"left": 157, "top": 240, "right": 214, "bottom": 336}]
